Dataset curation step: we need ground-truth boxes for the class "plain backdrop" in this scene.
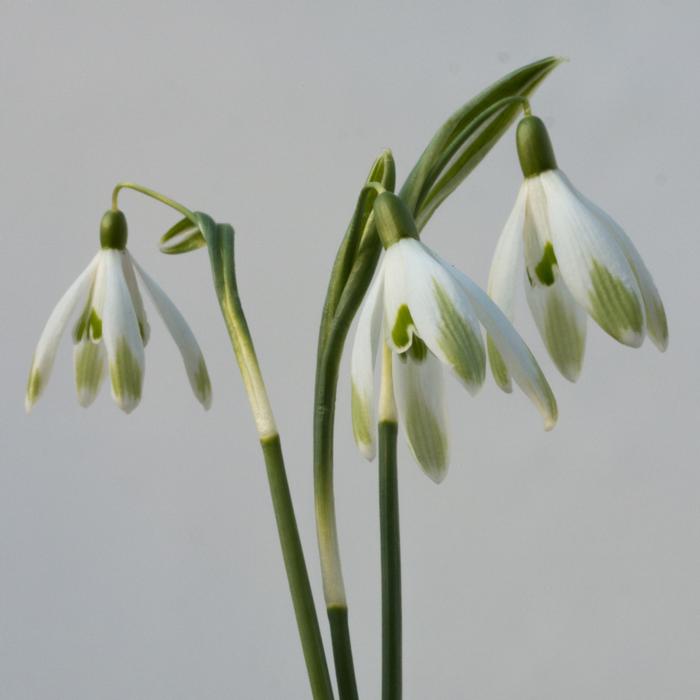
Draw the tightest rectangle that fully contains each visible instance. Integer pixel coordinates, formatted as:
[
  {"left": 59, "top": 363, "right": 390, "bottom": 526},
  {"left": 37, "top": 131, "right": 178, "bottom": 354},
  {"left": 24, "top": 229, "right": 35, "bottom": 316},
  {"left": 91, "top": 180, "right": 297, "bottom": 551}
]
[{"left": 1, "top": 1, "right": 698, "bottom": 698}]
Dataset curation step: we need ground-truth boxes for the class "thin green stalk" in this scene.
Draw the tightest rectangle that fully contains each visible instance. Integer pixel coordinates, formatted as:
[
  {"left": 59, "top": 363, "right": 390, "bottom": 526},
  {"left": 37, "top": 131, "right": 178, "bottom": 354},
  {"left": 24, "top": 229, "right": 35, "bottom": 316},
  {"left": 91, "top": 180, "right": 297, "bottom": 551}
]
[
  {"left": 198, "top": 213, "right": 334, "bottom": 700},
  {"left": 111, "top": 182, "right": 197, "bottom": 223},
  {"left": 378, "top": 346, "right": 401, "bottom": 700},
  {"left": 379, "top": 422, "right": 400, "bottom": 700}
]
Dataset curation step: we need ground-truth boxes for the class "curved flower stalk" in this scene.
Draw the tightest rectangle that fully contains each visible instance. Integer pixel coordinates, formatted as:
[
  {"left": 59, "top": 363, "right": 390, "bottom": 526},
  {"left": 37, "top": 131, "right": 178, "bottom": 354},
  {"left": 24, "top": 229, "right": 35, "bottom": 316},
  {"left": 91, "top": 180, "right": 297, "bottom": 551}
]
[
  {"left": 488, "top": 115, "right": 669, "bottom": 384},
  {"left": 351, "top": 192, "right": 557, "bottom": 483},
  {"left": 25, "top": 209, "right": 211, "bottom": 413}
]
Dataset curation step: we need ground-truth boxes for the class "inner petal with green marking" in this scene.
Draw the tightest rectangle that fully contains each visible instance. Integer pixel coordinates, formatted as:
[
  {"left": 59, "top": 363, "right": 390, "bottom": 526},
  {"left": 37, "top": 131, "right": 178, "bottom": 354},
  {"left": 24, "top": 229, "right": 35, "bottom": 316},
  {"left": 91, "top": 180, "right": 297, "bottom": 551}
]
[{"left": 110, "top": 337, "right": 142, "bottom": 405}]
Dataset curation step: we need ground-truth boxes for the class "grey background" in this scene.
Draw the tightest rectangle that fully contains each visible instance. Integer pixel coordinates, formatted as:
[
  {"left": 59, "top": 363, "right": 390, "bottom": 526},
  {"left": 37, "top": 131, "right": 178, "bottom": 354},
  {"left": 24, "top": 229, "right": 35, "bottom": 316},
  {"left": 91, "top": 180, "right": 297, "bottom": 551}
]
[{"left": 1, "top": 1, "right": 698, "bottom": 698}]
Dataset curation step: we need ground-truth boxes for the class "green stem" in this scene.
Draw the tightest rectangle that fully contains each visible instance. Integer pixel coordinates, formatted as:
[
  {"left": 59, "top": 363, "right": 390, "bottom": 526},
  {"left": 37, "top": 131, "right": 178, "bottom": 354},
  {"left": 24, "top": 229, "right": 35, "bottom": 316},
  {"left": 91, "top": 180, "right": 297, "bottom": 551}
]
[
  {"left": 262, "top": 435, "right": 335, "bottom": 700},
  {"left": 379, "top": 421, "right": 401, "bottom": 700},
  {"left": 111, "top": 182, "right": 197, "bottom": 224},
  {"left": 328, "top": 606, "right": 360, "bottom": 700},
  {"left": 199, "top": 214, "right": 334, "bottom": 700}
]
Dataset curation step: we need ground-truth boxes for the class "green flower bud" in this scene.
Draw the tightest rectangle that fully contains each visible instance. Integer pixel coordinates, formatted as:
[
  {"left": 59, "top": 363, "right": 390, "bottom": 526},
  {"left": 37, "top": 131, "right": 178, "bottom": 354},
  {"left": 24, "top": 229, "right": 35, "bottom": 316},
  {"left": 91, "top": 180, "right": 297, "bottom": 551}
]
[
  {"left": 100, "top": 209, "right": 128, "bottom": 250},
  {"left": 516, "top": 115, "right": 557, "bottom": 178},
  {"left": 374, "top": 191, "right": 418, "bottom": 249}
]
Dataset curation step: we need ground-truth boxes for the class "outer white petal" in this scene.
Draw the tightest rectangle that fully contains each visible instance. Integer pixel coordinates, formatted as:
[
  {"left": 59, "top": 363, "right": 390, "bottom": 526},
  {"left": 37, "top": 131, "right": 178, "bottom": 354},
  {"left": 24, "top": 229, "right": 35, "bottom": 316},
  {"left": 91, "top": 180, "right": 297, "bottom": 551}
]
[
  {"left": 574, "top": 191, "right": 668, "bottom": 351},
  {"left": 73, "top": 338, "right": 106, "bottom": 407},
  {"left": 539, "top": 170, "right": 645, "bottom": 347},
  {"left": 25, "top": 253, "right": 100, "bottom": 411},
  {"left": 101, "top": 250, "right": 145, "bottom": 413},
  {"left": 488, "top": 182, "right": 527, "bottom": 317},
  {"left": 397, "top": 239, "right": 486, "bottom": 394},
  {"left": 393, "top": 350, "right": 448, "bottom": 483},
  {"left": 521, "top": 177, "right": 588, "bottom": 381},
  {"left": 131, "top": 256, "right": 212, "bottom": 409},
  {"left": 350, "top": 265, "right": 385, "bottom": 460},
  {"left": 382, "top": 243, "right": 413, "bottom": 353},
  {"left": 486, "top": 182, "right": 527, "bottom": 391},
  {"left": 121, "top": 252, "right": 150, "bottom": 345},
  {"left": 450, "top": 267, "right": 558, "bottom": 430}
]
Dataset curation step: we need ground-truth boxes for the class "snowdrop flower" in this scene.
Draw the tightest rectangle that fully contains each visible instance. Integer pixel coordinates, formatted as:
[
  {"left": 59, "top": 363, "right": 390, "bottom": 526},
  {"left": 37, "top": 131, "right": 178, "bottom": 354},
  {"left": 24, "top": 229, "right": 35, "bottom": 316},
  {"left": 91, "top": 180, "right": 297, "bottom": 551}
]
[
  {"left": 351, "top": 191, "right": 557, "bottom": 483},
  {"left": 488, "top": 115, "right": 668, "bottom": 385},
  {"left": 26, "top": 209, "right": 212, "bottom": 413}
]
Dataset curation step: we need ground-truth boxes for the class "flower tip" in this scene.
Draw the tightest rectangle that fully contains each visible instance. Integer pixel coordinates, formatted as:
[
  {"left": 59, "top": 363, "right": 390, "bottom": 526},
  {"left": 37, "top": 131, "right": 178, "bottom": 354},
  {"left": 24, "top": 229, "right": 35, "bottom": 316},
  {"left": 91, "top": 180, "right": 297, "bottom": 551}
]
[
  {"left": 543, "top": 415, "right": 557, "bottom": 432},
  {"left": 357, "top": 442, "right": 376, "bottom": 462},
  {"left": 425, "top": 464, "right": 448, "bottom": 485},
  {"left": 652, "top": 334, "right": 669, "bottom": 353},
  {"left": 25, "top": 367, "right": 43, "bottom": 414}
]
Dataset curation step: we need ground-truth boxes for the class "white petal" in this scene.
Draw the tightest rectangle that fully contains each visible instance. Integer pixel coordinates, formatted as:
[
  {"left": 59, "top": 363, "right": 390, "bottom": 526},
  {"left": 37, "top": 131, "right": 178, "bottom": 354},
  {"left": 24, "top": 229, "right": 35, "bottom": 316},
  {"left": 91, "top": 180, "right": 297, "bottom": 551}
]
[
  {"left": 521, "top": 177, "right": 588, "bottom": 381},
  {"left": 121, "top": 252, "right": 150, "bottom": 345},
  {"left": 132, "top": 256, "right": 212, "bottom": 409},
  {"left": 539, "top": 170, "right": 645, "bottom": 347},
  {"left": 397, "top": 239, "right": 486, "bottom": 394},
  {"left": 487, "top": 182, "right": 527, "bottom": 391},
  {"left": 73, "top": 339, "right": 106, "bottom": 407},
  {"left": 452, "top": 269, "right": 558, "bottom": 430},
  {"left": 101, "top": 250, "right": 145, "bottom": 413},
  {"left": 488, "top": 182, "right": 527, "bottom": 317},
  {"left": 25, "top": 253, "right": 100, "bottom": 412},
  {"left": 350, "top": 265, "right": 385, "bottom": 460},
  {"left": 382, "top": 243, "right": 414, "bottom": 353},
  {"left": 393, "top": 350, "right": 448, "bottom": 483},
  {"left": 574, "top": 191, "right": 668, "bottom": 351}
]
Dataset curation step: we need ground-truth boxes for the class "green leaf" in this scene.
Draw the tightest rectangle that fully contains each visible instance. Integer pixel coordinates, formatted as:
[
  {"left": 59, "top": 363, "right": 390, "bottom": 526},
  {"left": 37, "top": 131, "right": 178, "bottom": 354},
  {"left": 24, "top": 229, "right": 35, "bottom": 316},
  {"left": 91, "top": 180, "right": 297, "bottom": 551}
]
[
  {"left": 321, "top": 149, "right": 395, "bottom": 339},
  {"left": 160, "top": 216, "right": 206, "bottom": 254},
  {"left": 400, "top": 56, "right": 564, "bottom": 228}
]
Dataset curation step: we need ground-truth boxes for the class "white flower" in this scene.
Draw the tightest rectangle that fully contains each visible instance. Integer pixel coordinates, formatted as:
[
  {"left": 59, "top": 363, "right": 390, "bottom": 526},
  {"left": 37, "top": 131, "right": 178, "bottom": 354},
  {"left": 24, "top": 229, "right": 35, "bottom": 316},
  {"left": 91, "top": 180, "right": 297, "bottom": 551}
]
[
  {"left": 26, "top": 210, "right": 212, "bottom": 413},
  {"left": 487, "top": 116, "right": 668, "bottom": 384},
  {"left": 350, "top": 193, "right": 557, "bottom": 483}
]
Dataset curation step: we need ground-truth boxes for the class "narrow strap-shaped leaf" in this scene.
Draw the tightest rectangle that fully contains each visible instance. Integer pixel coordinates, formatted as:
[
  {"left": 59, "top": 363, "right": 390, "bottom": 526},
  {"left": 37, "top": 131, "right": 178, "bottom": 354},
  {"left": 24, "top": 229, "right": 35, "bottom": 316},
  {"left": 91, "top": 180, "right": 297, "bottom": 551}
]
[
  {"left": 401, "top": 56, "right": 564, "bottom": 221},
  {"left": 318, "top": 150, "right": 395, "bottom": 357}
]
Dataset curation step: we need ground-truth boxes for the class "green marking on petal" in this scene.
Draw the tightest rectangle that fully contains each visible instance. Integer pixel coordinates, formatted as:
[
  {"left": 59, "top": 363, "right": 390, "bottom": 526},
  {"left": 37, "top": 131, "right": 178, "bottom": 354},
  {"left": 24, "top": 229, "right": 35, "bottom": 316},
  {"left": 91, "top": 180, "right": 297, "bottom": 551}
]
[
  {"left": 404, "top": 394, "right": 448, "bottom": 483},
  {"left": 589, "top": 260, "right": 644, "bottom": 344},
  {"left": 487, "top": 335, "right": 511, "bottom": 391},
  {"left": 534, "top": 242, "right": 557, "bottom": 286},
  {"left": 433, "top": 281, "right": 485, "bottom": 388},
  {"left": 351, "top": 382, "right": 372, "bottom": 448},
  {"left": 543, "top": 293, "right": 585, "bottom": 380},
  {"left": 75, "top": 342, "right": 104, "bottom": 405},
  {"left": 194, "top": 357, "right": 212, "bottom": 404},
  {"left": 26, "top": 365, "right": 43, "bottom": 407},
  {"left": 407, "top": 336, "right": 428, "bottom": 363},
  {"left": 110, "top": 337, "right": 142, "bottom": 407},
  {"left": 88, "top": 310, "right": 102, "bottom": 341},
  {"left": 391, "top": 304, "right": 415, "bottom": 350}
]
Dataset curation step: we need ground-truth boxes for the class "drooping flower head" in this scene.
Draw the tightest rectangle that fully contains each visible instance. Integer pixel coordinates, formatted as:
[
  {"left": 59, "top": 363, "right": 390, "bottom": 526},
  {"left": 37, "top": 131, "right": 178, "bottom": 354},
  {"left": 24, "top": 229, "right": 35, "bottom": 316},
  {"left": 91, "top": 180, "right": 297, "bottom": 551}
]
[
  {"left": 488, "top": 115, "right": 668, "bottom": 384},
  {"left": 26, "top": 209, "right": 211, "bottom": 413},
  {"left": 351, "top": 191, "right": 557, "bottom": 483}
]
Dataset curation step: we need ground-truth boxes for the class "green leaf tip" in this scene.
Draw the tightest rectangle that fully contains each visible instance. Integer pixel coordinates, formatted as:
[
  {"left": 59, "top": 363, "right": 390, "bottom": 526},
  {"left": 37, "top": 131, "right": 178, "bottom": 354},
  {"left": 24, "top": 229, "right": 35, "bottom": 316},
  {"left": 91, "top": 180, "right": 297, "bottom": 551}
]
[{"left": 160, "top": 216, "right": 207, "bottom": 255}]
